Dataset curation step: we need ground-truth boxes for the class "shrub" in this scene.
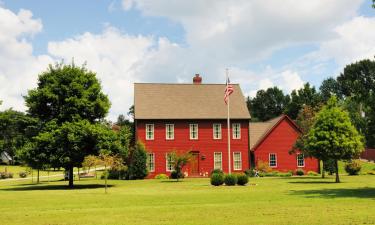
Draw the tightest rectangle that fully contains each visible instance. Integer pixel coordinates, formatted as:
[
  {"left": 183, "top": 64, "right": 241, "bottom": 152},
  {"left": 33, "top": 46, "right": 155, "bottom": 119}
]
[
  {"left": 0, "top": 172, "right": 13, "bottom": 179},
  {"left": 210, "top": 173, "right": 224, "bottom": 186},
  {"left": 367, "top": 170, "right": 375, "bottom": 175},
  {"left": 100, "top": 171, "right": 109, "bottom": 180},
  {"left": 257, "top": 160, "right": 272, "bottom": 173},
  {"left": 170, "top": 171, "right": 184, "bottom": 179},
  {"left": 296, "top": 169, "right": 305, "bottom": 176},
  {"left": 264, "top": 171, "right": 279, "bottom": 177},
  {"left": 19, "top": 171, "right": 28, "bottom": 178},
  {"left": 277, "top": 172, "right": 292, "bottom": 177},
  {"left": 307, "top": 171, "right": 318, "bottom": 176},
  {"left": 236, "top": 174, "right": 249, "bottom": 185},
  {"left": 224, "top": 174, "right": 237, "bottom": 186},
  {"left": 127, "top": 141, "right": 148, "bottom": 180},
  {"left": 105, "top": 169, "right": 127, "bottom": 180},
  {"left": 155, "top": 174, "right": 169, "bottom": 179},
  {"left": 210, "top": 169, "right": 224, "bottom": 176},
  {"left": 244, "top": 169, "right": 255, "bottom": 177},
  {"left": 345, "top": 160, "right": 362, "bottom": 175}
]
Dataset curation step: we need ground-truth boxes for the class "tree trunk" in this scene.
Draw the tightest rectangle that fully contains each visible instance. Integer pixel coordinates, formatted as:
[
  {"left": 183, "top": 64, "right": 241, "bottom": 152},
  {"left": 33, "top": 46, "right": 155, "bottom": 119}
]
[
  {"left": 335, "top": 160, "right": 340, "bottom": 183},
  {"left": 68, "top": 166, "right": 74, "bottom": 188},
  {"left": 321, "top": 161, "right": 325, "bottom": 178},
  {"left": 37, "top": 169, "right": 40, "bottom": 184}
]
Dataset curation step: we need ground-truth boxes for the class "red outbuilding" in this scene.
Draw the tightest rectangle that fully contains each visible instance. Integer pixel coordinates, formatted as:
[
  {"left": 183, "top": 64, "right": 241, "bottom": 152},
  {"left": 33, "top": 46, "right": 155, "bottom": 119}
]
[{"left": 250, "top": 115, "right": 319, "bottom": 173}]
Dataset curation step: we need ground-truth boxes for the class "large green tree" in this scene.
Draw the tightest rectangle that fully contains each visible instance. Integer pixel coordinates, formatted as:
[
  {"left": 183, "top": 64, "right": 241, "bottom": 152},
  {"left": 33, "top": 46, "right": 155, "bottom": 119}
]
[
  {"left": 319, "top": 77, "right": 342, "bottom": 102},
  {"left": 284, "top": 83, "right": 322, "bottom": 119},
  {"left": 23, "top": 63, "right": 112, "bottom": 187},
  {"left": 305, "top": 97, "right": 364, "bottom": 183},
  {"left": 248, "top": 87, "right": 290, "bottom": 121}
]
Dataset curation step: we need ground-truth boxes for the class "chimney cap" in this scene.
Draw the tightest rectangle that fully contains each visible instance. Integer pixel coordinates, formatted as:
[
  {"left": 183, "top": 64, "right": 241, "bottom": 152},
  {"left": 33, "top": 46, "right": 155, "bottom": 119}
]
[{"left": 193, "top": 73, "right": 202, "bottom": 84}]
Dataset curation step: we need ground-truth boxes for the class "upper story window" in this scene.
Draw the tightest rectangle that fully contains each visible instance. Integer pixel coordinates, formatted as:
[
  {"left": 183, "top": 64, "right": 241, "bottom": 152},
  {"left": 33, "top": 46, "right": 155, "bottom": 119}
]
[
  {"left": 297, "top": 153, "right": 305, "bottom": 167},
  {"left": 190, "top": 124, "right": 198, "bottom": 140},
  {"left": 214, "top": 152, "right": 222, "bottom": 170},
  {"left": 146, "top": 124, "right": 154, "bottom": 140},
  {"left": 213, "top": 123, "right": 222, "bottom": 139},
  {"left": 233, "top": 152, "right": 242, "bottom": 170},
  {"left": 269, "top": 153, "right": 277, "bottom": 167},
  {"left": 147, "top": 153, "right": 155, "bottom": 172},
  {"left": 232, "top": 123, "right": 241, "bottom": 139},
  {"left": 166, "top": 124, "right": 174, "bottom": 140}
]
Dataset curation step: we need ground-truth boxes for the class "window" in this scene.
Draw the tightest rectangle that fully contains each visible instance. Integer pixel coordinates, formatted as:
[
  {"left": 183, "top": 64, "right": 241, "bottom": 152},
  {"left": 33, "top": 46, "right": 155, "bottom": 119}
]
[
  {"left": 232, "top": 123, "right": 241, "bottom": 139},
  {"left": 213, "top": 123, "right": 222, "bottom": 139},
  {"left": 166, "top": 154, "right": 174, "bottom": 171},
  {"left": 147, "top": 153, "right": 155, "bottom": 172},
  {"left": 166, "top": 124, "right": 174, "bottom": 140},
  {"left": 233, "top": 152, "right": 242, "bottom": 170},
  {"left": 146, "top": 124, "right": 154, "bottom": 140},
  {"left": 297, "top": 153, "right": 305, "bottom": 167},
  {"left": 190, "top": 124, "right": 198, "bottom": 140},
  {"left": 269, "top": 153, "right": 277, "bottom": 167},
  {"left": 214, "top": 152, "right": 222, "bottom": 170}
]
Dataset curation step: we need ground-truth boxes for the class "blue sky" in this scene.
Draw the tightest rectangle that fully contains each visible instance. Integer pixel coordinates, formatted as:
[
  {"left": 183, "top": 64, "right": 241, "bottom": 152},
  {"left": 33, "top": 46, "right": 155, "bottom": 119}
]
[{"left": 0, "top": 0, "right": 374, "bottom": 120}]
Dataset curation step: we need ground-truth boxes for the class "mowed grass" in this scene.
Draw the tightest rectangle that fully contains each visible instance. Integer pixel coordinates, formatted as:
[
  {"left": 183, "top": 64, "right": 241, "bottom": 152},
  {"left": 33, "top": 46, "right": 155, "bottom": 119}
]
[{"left": 1, "top": 175, "right": 375, "bottom": 225}]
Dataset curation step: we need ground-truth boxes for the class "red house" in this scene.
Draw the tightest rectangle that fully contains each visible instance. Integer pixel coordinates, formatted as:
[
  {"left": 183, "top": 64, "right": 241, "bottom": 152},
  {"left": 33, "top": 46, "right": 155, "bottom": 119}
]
[
  {"left": 134, "top": 75, "right": 251, "bottom": 177},
  {"left": 250, "top": 115, "right": 319, "bottom": 173},
  {"left": 134, "top": 75, "right": 319, "bottom": 177}
]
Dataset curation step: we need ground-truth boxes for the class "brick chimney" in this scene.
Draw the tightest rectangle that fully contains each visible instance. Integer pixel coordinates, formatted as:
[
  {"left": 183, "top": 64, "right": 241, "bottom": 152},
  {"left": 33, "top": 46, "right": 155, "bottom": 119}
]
[{"left": 193, "top": 74, "right": 202, "bottom": 84}]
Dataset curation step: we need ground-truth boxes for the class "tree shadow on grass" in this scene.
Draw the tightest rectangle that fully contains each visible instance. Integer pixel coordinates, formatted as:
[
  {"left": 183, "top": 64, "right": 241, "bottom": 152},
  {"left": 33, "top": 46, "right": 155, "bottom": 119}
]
[
  {"left": 0, "top": 183, "right": 114, "bottom": 191},
  {"left": 290, "top": 187, "right": 375, "bottom": 199}
]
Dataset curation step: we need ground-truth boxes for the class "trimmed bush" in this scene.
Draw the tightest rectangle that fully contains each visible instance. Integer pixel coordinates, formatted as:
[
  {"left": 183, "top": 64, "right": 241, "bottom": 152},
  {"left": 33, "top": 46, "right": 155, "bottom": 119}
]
[
  {"left": 236, "top": 174, "right": 249, "bottom": 185},
  {"left": 257, "top": 160, "right": 272, "bottom": 173},
  {"left": 155, "top": 174, "right": 169, "bottom": 179},
  {"left": 296, "top": 169, "right": 305, "bottom": 176},
  {"left": 210, "top": 169, "right": 224, "bottom": 176},
  {"left": 0, "top": 172, "right": 13, "bottom": 179},
  {"left": 210, "top": 173, "right": 224, "bottom": 186},
  {"left": 224, "top": 174, "right": 237, "bottom": 186},
  {"left": 170, "top": 171, "right": 184, "bottom": 179},
  {"left": 307, "top": 171, "right": 318, "bottom": 176},
  {"left": 244, "top": 169, "right": 255, "bottom": 177},
  {"left": 19, "top": 171, "right": 28, "bottom": 178},
  {"left": 345, "top": 160, "right": 362, "bottom": 175}
]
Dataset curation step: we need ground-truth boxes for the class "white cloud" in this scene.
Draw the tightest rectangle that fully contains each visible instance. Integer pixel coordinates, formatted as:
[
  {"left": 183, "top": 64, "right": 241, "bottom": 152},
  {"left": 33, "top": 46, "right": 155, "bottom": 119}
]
[
  {"left": 279, "top": 70, "right": 304, "bottom": 93},
  {"left": 0, "top": 7, "right": 52, "bottom": 111}
]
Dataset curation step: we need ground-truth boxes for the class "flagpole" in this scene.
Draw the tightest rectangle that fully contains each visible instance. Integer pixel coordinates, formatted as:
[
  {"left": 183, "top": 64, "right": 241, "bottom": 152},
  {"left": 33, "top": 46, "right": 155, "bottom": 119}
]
[{"left": 226, "top": 68, "right": 231, "bottom": 174}]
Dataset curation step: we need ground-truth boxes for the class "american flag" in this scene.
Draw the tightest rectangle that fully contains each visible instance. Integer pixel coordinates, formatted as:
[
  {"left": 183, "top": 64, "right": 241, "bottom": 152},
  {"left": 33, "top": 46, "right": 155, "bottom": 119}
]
[{"left": 224, "top": 77, "right": 234, "bottom": 104}]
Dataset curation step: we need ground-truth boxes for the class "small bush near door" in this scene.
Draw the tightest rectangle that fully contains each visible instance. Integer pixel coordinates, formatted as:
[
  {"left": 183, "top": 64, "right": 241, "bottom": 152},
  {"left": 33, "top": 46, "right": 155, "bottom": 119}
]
[
  {"left": 236, "top": 174, "right": 249, "bottom": 185},
  {"left": 210, "top": 173, "right": 224, "bottom": 186},
  {"left": 224, "top": 174, "right": 237, "bottom": 186}
]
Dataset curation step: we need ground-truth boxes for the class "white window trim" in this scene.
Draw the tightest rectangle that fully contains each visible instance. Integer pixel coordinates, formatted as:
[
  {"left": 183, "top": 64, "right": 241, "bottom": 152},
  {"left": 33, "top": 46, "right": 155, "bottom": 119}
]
[
  {"left": 165, "top": 124, "right": 174, "bottom": 140},
  {"left": 147, "top": 153, "right": 155, "bottom": 172},
  {"left": 166, "top": 153, "right": 174, "bottom": 172},
  {"left": 297, "top": 153, "right": 305, "bottom": 167},
  {"left": 232, "top": 123, "right": 241, "bottom": 139},
  {"left": 233, "top": 152, "right": 242, "bottom": 170},
  {"left": 145, "top": 124, "right": 154, "bottom": 140},
  {"left": 213, "top": 123, "right": 222, "bottom": 139},
  {"left": 189, "top": 124, "right": 198, "bottom": 140},
  {"left": 214, "top": 152, "right": 222, "bottom": 170},
  {"left": 269, "top": 153, "right": 277, "bottom": 168}
]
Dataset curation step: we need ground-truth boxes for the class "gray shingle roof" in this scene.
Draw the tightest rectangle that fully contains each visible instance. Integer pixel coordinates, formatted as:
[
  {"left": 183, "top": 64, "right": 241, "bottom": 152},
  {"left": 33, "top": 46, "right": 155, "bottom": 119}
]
[{"left": 134, "top": 83, "right": 250, "bottom": 120}]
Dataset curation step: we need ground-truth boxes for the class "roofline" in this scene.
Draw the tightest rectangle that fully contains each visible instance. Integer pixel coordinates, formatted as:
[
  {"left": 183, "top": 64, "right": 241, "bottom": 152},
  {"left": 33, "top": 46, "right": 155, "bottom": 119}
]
[{"left": 251, "top": 114, "right": 302, "bottom": 151}]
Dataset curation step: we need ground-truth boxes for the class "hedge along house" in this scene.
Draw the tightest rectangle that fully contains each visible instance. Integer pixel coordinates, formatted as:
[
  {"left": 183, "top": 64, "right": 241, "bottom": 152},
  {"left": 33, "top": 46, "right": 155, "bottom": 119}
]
[
  {"left": 134, "top": 74, "right": 251, "bottom": 178},
  {"left": 249, "top": 115, "right": 319, "bottom": 173}
]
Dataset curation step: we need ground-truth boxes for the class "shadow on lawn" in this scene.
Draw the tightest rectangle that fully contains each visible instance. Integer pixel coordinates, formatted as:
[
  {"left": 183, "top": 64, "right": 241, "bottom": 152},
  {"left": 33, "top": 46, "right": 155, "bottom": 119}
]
[
  {"left": 0, "top": 183, "right": 114, "bottom": 191},
  {"left": 290, "top": 187, "right": 375, "bottom": 199}
]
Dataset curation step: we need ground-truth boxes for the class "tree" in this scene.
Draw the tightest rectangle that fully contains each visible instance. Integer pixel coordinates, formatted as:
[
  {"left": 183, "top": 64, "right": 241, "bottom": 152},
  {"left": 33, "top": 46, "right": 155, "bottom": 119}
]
[
  {"left": 284, "top": 83, "right": 322, "bottom": 119},
  {"left": 0, "top": 110, "right": 37, "bottom": 164},
  {"left": 127, "top": 141, "right": 148, "bottom": 179},
  {"left": 167, "top": 151, "right": 192, "bottom": 181},
  {"left": 248, "top": 87, "right": 290, "bottom": 121},
  {"left": 305, "top": 97, "right": 364, "bottom": 183},
  {"left": 82, "top": 155, "right": 100, "bottom": 178},
  {"left": 319, "top": 77, "right": 342, "bottom": 102},
  {"left": 23, "top": 63, "right": 112, "bottom": 188}
]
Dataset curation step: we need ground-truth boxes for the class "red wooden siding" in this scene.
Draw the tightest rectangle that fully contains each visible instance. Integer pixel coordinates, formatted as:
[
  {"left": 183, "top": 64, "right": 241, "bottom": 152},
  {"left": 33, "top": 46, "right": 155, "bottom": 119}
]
[
  {"left": 361, "top": 149, "right": 375, "bottom": 161},
  {"left": 136, "top": 119, "right": 250, "bottom": 178},
  {"left": 253, "top": 118, "right": 319, "bottom": 173}
]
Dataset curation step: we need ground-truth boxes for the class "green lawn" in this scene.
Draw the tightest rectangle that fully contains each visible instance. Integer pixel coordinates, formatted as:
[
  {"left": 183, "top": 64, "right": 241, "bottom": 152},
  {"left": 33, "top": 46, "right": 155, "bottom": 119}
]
[{"left": 1, "top": 175, "right": 374, "bottom": 225}]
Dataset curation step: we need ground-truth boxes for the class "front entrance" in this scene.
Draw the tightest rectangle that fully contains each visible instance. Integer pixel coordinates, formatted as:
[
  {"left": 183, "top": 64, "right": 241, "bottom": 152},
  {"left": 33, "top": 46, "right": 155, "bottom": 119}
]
[{"left": 190, "top": 152, "right": 200, "bottom": 176}]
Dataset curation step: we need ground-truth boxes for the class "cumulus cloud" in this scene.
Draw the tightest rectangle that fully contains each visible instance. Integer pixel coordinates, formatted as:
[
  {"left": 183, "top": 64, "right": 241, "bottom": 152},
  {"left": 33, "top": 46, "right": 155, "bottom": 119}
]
[{"left": 0, "top": 7, "right": 52, "bottom": 111}]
